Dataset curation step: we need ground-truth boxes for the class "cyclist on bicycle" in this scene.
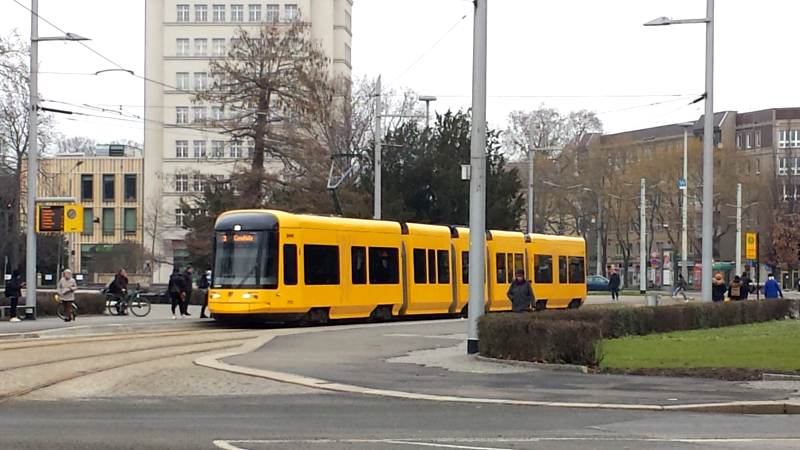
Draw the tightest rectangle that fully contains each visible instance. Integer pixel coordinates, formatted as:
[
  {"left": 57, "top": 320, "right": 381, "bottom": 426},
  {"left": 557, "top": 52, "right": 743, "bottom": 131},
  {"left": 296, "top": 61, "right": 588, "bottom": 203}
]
[
  {"left": 109, "top": 268, "right": 129, "bottom": 315},
  {"left": 57, "top": 269, "right": 78, "bottom": 322}
]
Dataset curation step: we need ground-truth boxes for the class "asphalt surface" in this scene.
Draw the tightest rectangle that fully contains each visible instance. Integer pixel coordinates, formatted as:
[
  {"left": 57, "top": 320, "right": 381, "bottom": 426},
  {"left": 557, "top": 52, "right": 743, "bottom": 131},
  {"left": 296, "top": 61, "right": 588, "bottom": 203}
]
[
  {"left": 3, "top": 394, "right": 800, "bottom": 450},
  {"left": 223, "top": 320, "right": 796, "bottom": 407}
]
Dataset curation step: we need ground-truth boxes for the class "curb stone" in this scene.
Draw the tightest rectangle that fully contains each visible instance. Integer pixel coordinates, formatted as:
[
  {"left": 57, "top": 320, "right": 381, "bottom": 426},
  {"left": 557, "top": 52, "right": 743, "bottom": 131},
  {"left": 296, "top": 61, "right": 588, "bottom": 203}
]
[{"left": 475, "top": 355, "right": 588, "bottom": 373}]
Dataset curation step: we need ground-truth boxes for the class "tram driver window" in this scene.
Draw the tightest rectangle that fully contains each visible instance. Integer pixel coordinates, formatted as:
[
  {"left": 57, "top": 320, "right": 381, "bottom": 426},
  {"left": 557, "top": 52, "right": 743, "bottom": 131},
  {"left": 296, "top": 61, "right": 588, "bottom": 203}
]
[
  {"left": 534, "top": 255, "right": 553, "bottom": 284},
  {"left": 369, "top": 247, "right": 399, "bottom": 284},
  {"left": 304, "top": 245, "right": 340, "bottom": 285}
]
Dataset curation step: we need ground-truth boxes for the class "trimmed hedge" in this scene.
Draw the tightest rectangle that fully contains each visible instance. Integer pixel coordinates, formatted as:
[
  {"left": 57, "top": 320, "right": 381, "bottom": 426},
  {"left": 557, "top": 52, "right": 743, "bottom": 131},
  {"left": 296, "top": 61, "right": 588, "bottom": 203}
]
[
  {"left": 477, "top": 299, "right": 798, "bottom": 366},
  {"left": 0, "top": 292, "right": 107, "bottom": 317}
]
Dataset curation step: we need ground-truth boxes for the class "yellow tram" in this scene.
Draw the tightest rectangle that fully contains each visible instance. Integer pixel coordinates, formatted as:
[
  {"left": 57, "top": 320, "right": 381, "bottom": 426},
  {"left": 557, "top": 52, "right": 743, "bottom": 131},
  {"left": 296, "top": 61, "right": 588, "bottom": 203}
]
[{"left": 208, "top": 210, "right": 587, "bottom": 323}]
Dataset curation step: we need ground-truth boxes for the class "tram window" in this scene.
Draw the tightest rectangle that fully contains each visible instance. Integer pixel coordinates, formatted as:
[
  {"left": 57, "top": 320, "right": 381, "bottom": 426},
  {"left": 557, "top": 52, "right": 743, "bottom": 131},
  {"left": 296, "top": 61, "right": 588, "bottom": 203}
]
[
  {"left": 413, "top": 249, "right": 427, "bottom": 284},
  {"left": 304, "top": 245, "right": 340, "bottom": 285},
  {"left": 351, "top": 246, "right": 367, "bottom": 285},
  {"left": 496, "top": 253, "right": 506, "bottom": 284},
  {"left": 558, "top": 256, "right": 567, "bottom": 284},
  {"left": 569, "top": 256, "right": 586, "bottom": 284},
  {"left": 534, "top": 255, "right": 553, "bottom": 284},
  {"left": 462, "top": 251, "right": 469, "bottom": 284},
  {"left": 283, "top": 244, "right": 298, "bottom": 286},
  {"left": 437, "top": 250, "right": 450, "bottom": 284},
  {"left": 507, "top": 254, "right": 514, "bottom": 283},
  {"left": 427, "top": 249, "right": 436, "bottom": 284},
  {"left": 514, "top": 253, "right": 524, "bottom": 278},
  {"left": 369, "top": 247, "right": 399, "bottom": 284}
]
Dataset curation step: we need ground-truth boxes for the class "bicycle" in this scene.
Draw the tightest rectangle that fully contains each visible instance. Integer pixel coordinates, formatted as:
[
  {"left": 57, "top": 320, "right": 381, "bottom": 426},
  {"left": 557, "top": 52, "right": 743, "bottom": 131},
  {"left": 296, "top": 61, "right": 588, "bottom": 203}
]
[
  {"left": 106, "top": 284, "right": 151, "bottom": 317},
  {"left": 55, "top": 295, "right": 78, "bottom": 322}
]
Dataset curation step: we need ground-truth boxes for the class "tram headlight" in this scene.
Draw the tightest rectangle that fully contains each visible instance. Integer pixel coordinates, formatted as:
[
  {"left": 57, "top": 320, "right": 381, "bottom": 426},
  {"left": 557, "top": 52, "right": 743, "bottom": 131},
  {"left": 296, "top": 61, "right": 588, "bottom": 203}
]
[
  {"left": 211, "top": 293, "right": 221, "bottom": 299},
  {"left": 242, "top": 293, "right": 252, "bottom": 299}
]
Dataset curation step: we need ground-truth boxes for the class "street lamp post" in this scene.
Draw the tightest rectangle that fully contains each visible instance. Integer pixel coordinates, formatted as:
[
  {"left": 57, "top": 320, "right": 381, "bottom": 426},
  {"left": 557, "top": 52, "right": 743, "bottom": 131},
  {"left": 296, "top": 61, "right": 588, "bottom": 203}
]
[
  {"left": 26, "top": 0, "right": 89, "bottom": 316},
  {"left": 418, "top": 96, "right": 437, "bottom": 127},
  {"left": 679, "top": 122, "right": 693, "bottom": 283},
  {"left": 645, "top": 0, "right": 714, "bottom": 303}
]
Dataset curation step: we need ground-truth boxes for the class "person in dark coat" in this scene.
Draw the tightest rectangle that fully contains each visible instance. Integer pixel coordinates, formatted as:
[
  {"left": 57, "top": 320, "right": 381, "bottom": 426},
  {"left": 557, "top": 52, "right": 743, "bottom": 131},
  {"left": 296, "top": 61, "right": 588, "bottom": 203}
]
[
  {"left": 608, "top": 269, "right": 621, "bottom": 302},
  {"left": 181, "top": 265, "right": 194, "bottom": 317},
  {"left": 507, "top": 269, "right": 535, "bottom": 312},
  {"left": 197, "top": 269, "right": 210, "bottom": 318},
  {"left": 168, "top": 267, "right": 186, "bottom": 319},
  {"left": 711, "top": 273, "right": 727, "bottom": 302},
  {"left": 109, "top": 268, "right": 129, "bottom": 314},
  {"left": 728, "top": 275, "right": 744, "bottom": 301},
  {"left": 740, "top": 272, "right": 752, "bottom": 300},
  {"left": 672, "top": 274, "right": 688, "bottom": 302},
  {"left": 5, "top": 269, "right": 23, "bottom": 322}
]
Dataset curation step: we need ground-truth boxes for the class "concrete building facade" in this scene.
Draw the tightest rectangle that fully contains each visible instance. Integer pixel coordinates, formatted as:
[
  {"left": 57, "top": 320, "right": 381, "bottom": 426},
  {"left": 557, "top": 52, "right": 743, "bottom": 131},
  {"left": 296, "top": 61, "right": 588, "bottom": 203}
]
[{"left": 144, "top": 0, "right": 353, "bottom": 282}]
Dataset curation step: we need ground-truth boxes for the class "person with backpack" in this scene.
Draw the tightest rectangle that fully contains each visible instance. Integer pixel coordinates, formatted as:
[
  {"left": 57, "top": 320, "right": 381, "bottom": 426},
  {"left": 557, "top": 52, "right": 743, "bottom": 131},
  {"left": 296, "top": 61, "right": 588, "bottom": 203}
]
[
  {"left": 728, "top": 275, "right": 744, "bottom": 301},
  {"left": 507, "top": 269, "right": 535, "bottom": 312},
  {"left": 5, "top": 270, "right": 23, "bottom": 322},
  {"left": 764, "top": 273, "right": 783, "bottom": 299},
  {"left": 197, "top": 268, "right": 210, "bottom": 318},
  {"left": 671, "top": 274, "right": 688, "bottom": 302},
  {"left": 168, "top": 267, "right": 187, "bottom": 319}
]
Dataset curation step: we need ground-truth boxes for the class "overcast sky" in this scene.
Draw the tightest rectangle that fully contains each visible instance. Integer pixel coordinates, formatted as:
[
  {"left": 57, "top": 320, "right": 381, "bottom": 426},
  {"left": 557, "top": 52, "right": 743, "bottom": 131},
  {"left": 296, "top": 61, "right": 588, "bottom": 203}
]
[{"left": 2, "top": 0, "right": 798, "bottom": 144}]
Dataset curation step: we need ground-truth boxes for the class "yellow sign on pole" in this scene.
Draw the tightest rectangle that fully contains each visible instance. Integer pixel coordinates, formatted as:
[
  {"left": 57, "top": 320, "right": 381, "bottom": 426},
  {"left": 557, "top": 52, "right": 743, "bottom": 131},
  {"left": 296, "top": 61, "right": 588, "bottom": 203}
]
[
  {"left": 745, "top": 232, "right": 758, "bottom": 260},
  {"left": 63, "top": 204, "right": 84, "bottom": 232}
]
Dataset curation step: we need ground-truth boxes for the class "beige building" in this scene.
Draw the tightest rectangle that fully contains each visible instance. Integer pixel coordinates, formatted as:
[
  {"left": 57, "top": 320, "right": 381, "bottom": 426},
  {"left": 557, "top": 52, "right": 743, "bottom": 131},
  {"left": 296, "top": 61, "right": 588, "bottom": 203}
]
[
  {"left": 144, "top": 0, "right": 353, "bottom": 282},
  {"left": 36, "top": 146, "right": 145, "bottom": 276}
]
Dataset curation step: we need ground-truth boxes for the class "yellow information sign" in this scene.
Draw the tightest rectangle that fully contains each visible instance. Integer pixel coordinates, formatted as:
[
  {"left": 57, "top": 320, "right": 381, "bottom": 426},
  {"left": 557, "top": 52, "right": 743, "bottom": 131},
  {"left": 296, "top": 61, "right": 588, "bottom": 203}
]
[
  {"left": 745, "top": 232, "right": 758, "bottom": 260},
  {"left": 63, "top": 204, "right": 84, "bottom": 232},
  {"left": 36, "top": 204, "right": 84, "bottom": 233}
]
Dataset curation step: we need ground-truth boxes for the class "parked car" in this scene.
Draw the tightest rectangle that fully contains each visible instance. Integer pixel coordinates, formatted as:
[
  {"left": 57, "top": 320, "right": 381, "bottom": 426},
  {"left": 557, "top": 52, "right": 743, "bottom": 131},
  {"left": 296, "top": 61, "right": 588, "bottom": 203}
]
[{"left": 587, "top": 275, "right": 610, "bottom": 292}]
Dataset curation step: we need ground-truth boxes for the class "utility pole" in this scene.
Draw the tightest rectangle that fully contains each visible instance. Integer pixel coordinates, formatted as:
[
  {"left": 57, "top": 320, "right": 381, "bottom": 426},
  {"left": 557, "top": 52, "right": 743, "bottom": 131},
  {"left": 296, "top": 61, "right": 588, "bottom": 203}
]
[
  {"left": 639, "top": 178, "right": 647, "bottom": 294},
  {"left": 467, "top": 0, "right": 487, "bottom": 355},
  {"left": 26, "top": 0, "right": 40, "bottom": 315},
  {"left": 596, "top": 194, "right": 603, "bottom": 276},
  {"left": 701, "top": 0, "right": 715, "bottom": 303},
  {"left": 373, "top": 75, "right": 382, "bottom": 220},
  {"left": 735, "top": 182, "right": 742, "bottom": 276},
  {"left": 681, "top": 123, "right": 691, "bottom": 283},
  {"left": 527, "top": 121, "right": 535, "bottom": 234}
]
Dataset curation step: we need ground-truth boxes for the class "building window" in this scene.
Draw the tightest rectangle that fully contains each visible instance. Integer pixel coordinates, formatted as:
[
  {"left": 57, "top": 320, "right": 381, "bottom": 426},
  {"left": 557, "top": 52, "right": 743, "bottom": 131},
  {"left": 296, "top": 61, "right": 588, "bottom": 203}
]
[
  {"left": 747, "top": 161, "right": 751, "bottom": 173},
  {"left": 212, "top": 4, "right": 225, "bottom": 21},
  {"left": 176, "top": 72, "right": 189, "bottom": 90},
  {"left": 534, "top": 254, "right": 553, "bottom": 284},
  {"left": 345, "top": 10, "right": 352, "bottom": 30},
  {"left": 211, "top": 140, "right": 224, "bottom": 158},
  {"left": 176, "top": 140, "right": 188, "bottom": 158},
  {"left": 230, "top": 140, "right": 242, "bottom": 158},
  {"left": 102, "top": 208, "right": 115, "bottom": 235},
  {"left": 757, "top": 158, "right": 761, "bottom": 174},
  {"left": 351, "top": 246, "right": 366, "bottom": 285},
  {"left": 193, "top": 175, "right": 206, "bottom": 192},
  {"left": 175, "top": 208, "right": 186, "bottom": 226},
  {"left": 176, "top": 107, "right": 188, "bottom": 124},
  {"left": 249, "top": 4, "right": 261, "bottom": 21},
  {"left": 368, "top": 247, "right": 399, "bottom": 285},
  {"left": 792, "top": 130, "right": 800, "bottom": 148},
  {"left": 345, "top": 43, "right": 351, "bottom": 64},
  {"left": 193, "top": 140, "right": 206, "bottom": 158},
  {"left": 81, "top": 174, "right": 93, "bottom": 201},
  {"left": 231, "top": 4, "right": 243, "bottom": 21},
  {"left": 303, "top": 245, "right": 340, "bottom": 285},
  {"left": 779, "top": 130, "right": 788, "bottom": 148},
  {"left": 102, "top": 174, "right": 115, "bottom": 201},
  {"left": 212, "top": 38, "right": 226, "bottom": 56},
  {"left": 736, "top": 134, "right": 741, "bottom": 149},
  {"left": 175, "top": 174, "right": 189, "bottom": 192},
  {"left": 266, "top": 4, "right": 279, "bottom": 22},
  {"left": 194, "top": 38, "right": 207, "bottom": 56},
  {"left": 247, "top": 139, "right": 255, "bottom": 157},
  {"left": 177, "top": 4, "right": 190, "bottom": 21},
  {"left": 211, "top": 106, "right": 223, "bottom": 121},
  {"left": 123, "top": 208, "right": 136, "bottom": 234},
  {"left": 194, "top": 72, "right": 207, "bottom": 90},
  {"left": 193, "top": 106, "right": 207, "bottom": 123},
  {"left": 285, "top": 4, "right": 298, "bottom": 21},
  {"left": 82, "top": 207, "right": 93, "bottom": 234},
  {"left": 195, "top": 4, "right": 207, "bottom": 21},
  {"left": 779, "top": 157, "right": 789, "bottom": 176},
  {"left": 756, "top": 131, "right": 761, "bottom": 148},
  {"left": 746, "top": 133, "right": 751, "bottom": 149},
  {"left": 124, "top": 174, "right": 137, "bottom": 201},
  {"left": 177, "top": 38, "right": 189, "bottom": 56}
]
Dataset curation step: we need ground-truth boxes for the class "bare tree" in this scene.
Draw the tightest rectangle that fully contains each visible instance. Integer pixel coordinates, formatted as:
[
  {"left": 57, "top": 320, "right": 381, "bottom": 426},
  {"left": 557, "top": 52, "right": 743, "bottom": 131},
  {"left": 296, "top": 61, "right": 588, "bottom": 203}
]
[
  {"left": 54, "top": 135, "right": 97, "bottom": 154},
  {"left": 502, "top": 105, "right": 602, "bottom": 160}
]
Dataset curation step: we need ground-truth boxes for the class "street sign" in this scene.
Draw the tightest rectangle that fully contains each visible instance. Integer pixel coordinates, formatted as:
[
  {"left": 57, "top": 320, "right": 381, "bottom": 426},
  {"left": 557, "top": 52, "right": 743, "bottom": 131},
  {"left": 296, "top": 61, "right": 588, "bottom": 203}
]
[
  {"left": 745, "top": 232, "right": 757, "bottom": 260},
  {"left": 63, "top": 204, "right": 84, "bottom": 232},
  {"left": 678, "top": 178, "right": 687, "bottom": 189},
  {"left": 651, "top": 258, "right": 659, "bottom": 268}
]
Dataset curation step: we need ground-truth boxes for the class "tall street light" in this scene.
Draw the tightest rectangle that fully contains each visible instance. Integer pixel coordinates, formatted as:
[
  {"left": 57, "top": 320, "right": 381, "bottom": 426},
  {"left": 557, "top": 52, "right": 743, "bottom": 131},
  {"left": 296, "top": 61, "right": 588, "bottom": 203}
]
[
  {"left": 27, "top": 0, "right": 89, "bottom": 316},
  {"left": 418, "top": 95, "right": 437, "bottom": 127},
  {"left": 645, "top": 0, "right": 714, "bottom": 303},
  {"left": 679, "top": 121, "right": 694, "bottom": 284}
]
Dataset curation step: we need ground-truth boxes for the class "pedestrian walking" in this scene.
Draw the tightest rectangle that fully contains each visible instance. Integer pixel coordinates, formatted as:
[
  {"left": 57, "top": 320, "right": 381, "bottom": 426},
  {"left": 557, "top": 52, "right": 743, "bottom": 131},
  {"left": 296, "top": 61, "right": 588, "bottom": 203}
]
[
  {"left": 198, "top": 268, "right": 210, "bottom": 318},
  {"left": 608, "top": 269, "right": 621, "bottom": 302},
  {"left": 728, "top": 275, "right": 744, "bottom": 301},
  {"left": 671, "top": 274, "right": 688, "bottom": 302},
  {"left": 57, "top": 269, "right": 78, "bottom": 322},
  {"left": 764, "top": 273, "right": 783, "bottom": 299},
  {"left": 741, "top": 272, "right": 752, "bottom": 300},
  {"left": 711, "top": 273, "right": 727, "bottom": 302},
  {"left": 507, "top": 269, "right": 535, "bottom": 312},
  {"left": 4, "top": 269, "right": 23, "bottom": 322},
  {"left": 182, "top": 265, "right": 194, "bottom": 317},
  {"left": 168, "top": 267, "right": 186, "bottom": 319}
]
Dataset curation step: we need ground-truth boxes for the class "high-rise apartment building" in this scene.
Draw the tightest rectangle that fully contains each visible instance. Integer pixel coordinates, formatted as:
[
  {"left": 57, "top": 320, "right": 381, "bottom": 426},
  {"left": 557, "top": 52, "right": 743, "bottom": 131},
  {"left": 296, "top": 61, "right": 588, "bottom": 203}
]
[{"left": 144, "top": 1, "right": 353, "bottom": 282}]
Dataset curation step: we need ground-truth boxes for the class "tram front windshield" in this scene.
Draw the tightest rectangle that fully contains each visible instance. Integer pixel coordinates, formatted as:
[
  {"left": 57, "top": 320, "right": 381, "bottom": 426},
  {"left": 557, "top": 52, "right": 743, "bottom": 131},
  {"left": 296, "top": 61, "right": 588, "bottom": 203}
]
[{"left": 213, "top": 231, "right": 278, "bottom": 289}]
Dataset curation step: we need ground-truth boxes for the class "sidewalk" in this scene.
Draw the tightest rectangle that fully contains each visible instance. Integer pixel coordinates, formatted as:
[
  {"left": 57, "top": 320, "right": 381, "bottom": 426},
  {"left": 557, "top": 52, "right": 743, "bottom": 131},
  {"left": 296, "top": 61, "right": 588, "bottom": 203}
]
[
  {"left": 218, "top": 319, "right": 799, "bottom": 411},
  {"left": 0, "top": 304, "right": 212, "bottom": 339}
]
